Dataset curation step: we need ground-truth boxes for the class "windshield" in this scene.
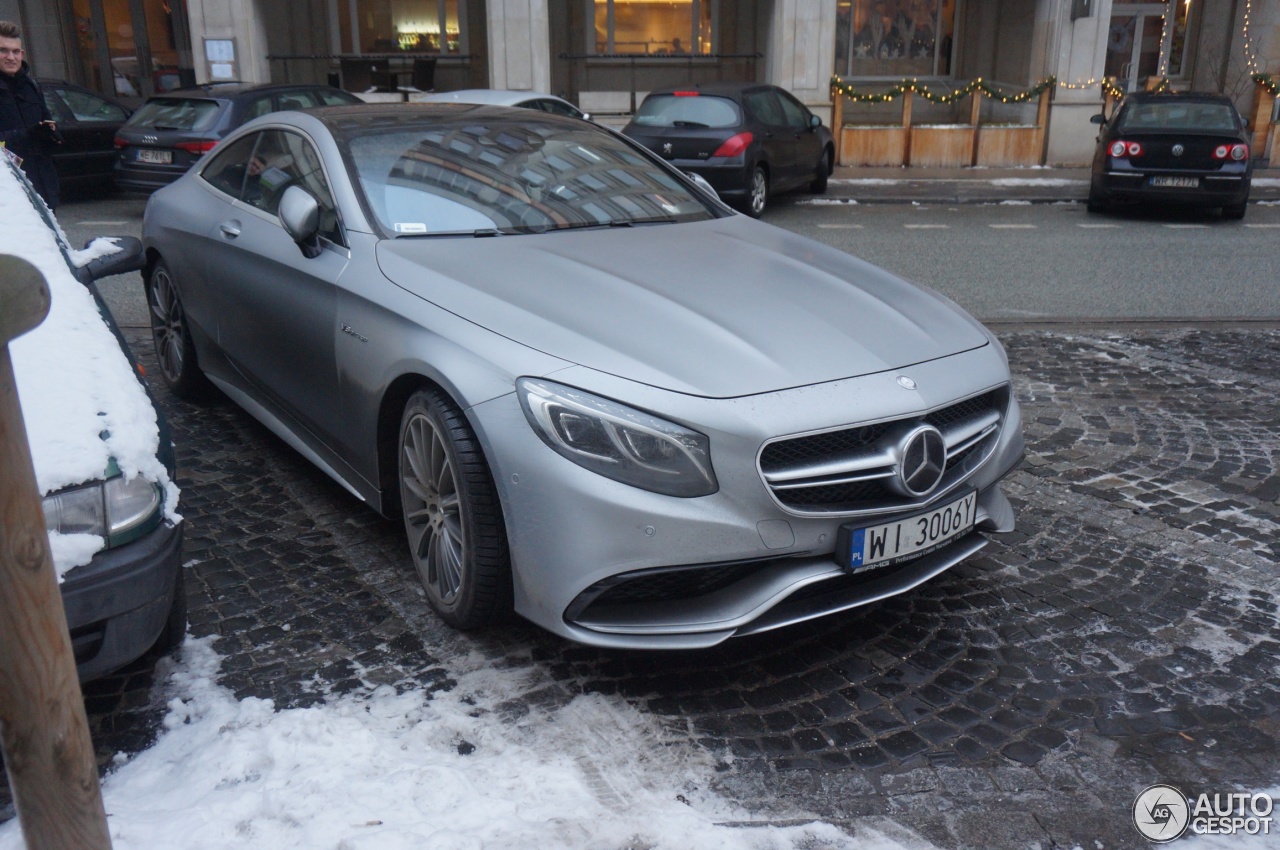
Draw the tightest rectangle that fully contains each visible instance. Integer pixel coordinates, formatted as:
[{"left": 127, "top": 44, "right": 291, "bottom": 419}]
[
  {"left": 1116, "top": 101, "right": 1238, "bottom": 134},
  {"left": 632, "top": 95, "right": 741, "bottom": 129},
  {"left": 345, "top": 115, "right": 719, "bottom": 236},
  {"left": 127, "top": 97, "right": 223, "bottom": 132}
]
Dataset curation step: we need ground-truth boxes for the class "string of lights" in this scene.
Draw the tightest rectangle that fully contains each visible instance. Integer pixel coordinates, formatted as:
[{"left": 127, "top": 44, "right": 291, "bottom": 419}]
[
  {"left": 1254, "top": 73, "right": 1279, "bottom": 96},
  {"left": 829, "top": 76, "right": 1056, "bottom": 105},
  {"left": 1242, "top": 0, "right": 1259, "bottom": 74}
]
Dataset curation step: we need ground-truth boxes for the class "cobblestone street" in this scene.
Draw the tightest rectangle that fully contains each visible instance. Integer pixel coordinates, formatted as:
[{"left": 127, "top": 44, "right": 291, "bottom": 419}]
[{"left": 5, "top": 325, "right": 1279, "bottom": 849}]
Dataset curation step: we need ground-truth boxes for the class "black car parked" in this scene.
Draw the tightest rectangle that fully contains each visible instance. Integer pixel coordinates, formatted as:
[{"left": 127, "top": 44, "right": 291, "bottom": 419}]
[
  {"left": 39, "top": 79, "right": 132, "bottom": 191},
  {"left": 114, "top": 81, "right": 362, "bottom": 192},
  {"left": 1087, "top": 91, "right": 1253, "bottom": 219},
  {"left": 622, "top": 82, "right": 835, "bottom": 217}
]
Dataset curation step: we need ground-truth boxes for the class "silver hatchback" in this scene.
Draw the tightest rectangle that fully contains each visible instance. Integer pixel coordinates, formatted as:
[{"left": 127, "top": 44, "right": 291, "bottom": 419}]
[{"left": 141, "top": 103, "right": 1024, "bottom": 649}]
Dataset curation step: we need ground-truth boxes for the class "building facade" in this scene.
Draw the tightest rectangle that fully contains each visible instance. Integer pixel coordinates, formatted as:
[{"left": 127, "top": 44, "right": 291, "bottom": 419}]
[{"left": 5, "top": 0, "right": 1278, "bottom": 164}]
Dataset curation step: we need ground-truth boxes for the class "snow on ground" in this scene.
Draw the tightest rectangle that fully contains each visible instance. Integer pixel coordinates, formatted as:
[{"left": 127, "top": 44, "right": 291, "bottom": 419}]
[
  {"left": 0, "top": 638, "right": 931, "bottom": 850},
  {"left": 1250, "top": 178, "right": 1280, "bottom": 188},
  {"left": 0, "top": 161, "right": 179, "bottom": 576},
  {"left": 987, "top": 178, "right": 1087, "bottom": 187}
]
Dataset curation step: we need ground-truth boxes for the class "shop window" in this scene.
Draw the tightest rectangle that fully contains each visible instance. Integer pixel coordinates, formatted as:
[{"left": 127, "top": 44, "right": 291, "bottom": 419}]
[
  {"left": 592, "top": 0, "right": 715, "bottom": 56},
  {"left": 834, "top": 0, "right": 956, "bottom": 78},
  {"left": 338, "top": 0, "right": 464, "bottom": 54}
]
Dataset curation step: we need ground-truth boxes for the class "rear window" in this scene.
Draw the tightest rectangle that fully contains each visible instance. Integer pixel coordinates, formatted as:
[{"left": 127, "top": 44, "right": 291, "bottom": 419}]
[
  {"left": 632, "top": 95, "right": 741, "bottom": 129},
  {"left": 127, "top": 97, "right": 223, "bottom": 132},
  {"left": 1116, "top": 101, "right": 1238, "bottom": 133}
]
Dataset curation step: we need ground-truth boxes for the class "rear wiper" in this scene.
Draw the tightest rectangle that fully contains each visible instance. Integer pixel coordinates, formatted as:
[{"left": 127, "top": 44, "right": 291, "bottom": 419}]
[
  {"left": 671, "top": 120, "right": 709, "bottom": 128},
  {"left": 151, "top": 125, "right": 184, "bottom": 131}
]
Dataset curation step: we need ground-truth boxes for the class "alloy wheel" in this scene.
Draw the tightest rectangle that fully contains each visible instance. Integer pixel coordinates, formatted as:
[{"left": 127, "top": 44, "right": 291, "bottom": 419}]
[
  {"left": 401, "top": 409, "right": 466, "bottom": 605},
  {"left": 149, "top": 267, "right": 186, "bottom": 385}
]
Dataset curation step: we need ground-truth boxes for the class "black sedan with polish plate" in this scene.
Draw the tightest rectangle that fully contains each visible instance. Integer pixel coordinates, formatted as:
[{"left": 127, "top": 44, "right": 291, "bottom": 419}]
[
  {"left": 622, "top": 82, "right": 834, "bottom": 218},
  {"left": 1087, "top": 91, "right": 1253, "bottom": 219}
]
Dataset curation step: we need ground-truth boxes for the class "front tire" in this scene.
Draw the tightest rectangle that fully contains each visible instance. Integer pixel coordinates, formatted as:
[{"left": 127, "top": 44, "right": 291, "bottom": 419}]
[
  {"left": 398, "top": 388, "right": 511, "bottom": 630},
  {"left": 745, "top": 165, "right": 769, "bottom": 217},
  {"left": 809, "top": 149, "right": 832, "bottom": 194},
  {"left": 147, "top": 260, "right": 210, "bottom": 399}
]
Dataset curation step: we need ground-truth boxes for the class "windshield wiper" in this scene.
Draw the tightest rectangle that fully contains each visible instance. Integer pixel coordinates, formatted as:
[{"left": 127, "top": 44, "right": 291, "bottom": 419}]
[{"left": 397, "top": 228, "right": 506, "bottom": 238}]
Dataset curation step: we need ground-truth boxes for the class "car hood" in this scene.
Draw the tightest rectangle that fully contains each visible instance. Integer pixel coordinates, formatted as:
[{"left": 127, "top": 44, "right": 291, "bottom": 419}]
[{"left": 375, "top": 216, "right": 989, "bottom": 398}]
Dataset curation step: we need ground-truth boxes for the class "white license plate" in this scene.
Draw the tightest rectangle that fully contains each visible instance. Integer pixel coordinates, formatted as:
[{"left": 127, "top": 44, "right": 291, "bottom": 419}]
[
  {"left": 1150, "top": 176, "right": 1198, "bottom": 188},
  {"left": 137, "top": 149, "right": 172, "bottom": 165},
  {"left": 841, "top": 492, "right": 976, "bottom": 573}
]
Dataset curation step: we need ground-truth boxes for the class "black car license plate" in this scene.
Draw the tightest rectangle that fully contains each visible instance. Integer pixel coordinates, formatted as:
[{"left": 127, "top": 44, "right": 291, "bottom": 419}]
[{"left": 1149, "top": 176, "right": 1199, "bottom": 188}]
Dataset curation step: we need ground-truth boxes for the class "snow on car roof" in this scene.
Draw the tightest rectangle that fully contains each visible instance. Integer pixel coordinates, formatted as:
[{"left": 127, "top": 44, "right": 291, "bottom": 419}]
[{"left": 2, "top": 161, "right": 179, "bottom": 571}]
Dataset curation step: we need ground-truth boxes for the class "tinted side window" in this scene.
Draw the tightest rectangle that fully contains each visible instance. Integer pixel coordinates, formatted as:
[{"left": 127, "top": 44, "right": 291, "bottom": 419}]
[
  {"left": 243, "top": 96, "right": 274, "bottom": 121},
  {"left": 536, "top": 99, "right": 582, "bottom": 118},
  {"left": 315, "top": 89, "right": 360, "bottom": 106},
  {"left": 244, "top": 130, "right": 342, "bottom": 243},
  {"left": 276, "top": 91, "right": 320, "bottom": 111},
  {"left": 59, "top": 89, "right": 128, "bottom": 123},
  {"left": 775, "top": 91, "right": 809, "bottom": 130},
  {"left": 200, "top": 133, "right": 261, "bottom": 198},
  {"left": 744, "top": 91, "right": 785, "bottom": 126}
]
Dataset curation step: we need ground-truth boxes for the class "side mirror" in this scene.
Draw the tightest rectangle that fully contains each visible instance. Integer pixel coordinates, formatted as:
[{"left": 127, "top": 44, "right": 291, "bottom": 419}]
[
  {"left": 80, "top": 236, "right": 145, "bottom": 281},
  {"left": 1089, "top": 113, "right": 1106, "bottom": 125},
  {"left": 279, "top": 185, "right": 322, "bottom": 258},
  {"left": 684, "top": 171, "right": 719, "bottom": 200},
  {"left": 809, "top": 114, "right": 823, "bottom": 129}
]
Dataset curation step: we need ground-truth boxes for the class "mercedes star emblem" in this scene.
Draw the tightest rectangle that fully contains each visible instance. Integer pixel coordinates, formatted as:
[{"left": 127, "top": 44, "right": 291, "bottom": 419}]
[
  {"left": 895, "top": 425, "right": 947, "bottom": 497},
  {"left": 1172, "top": 144, "right": 1184, "bottom": 156}
]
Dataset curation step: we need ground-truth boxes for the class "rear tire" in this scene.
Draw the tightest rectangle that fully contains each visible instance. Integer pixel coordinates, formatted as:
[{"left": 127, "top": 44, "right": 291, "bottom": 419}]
[
  {"left": 1222, "top": 200, "right": 1247, "bottom": 220},
  {"left": 809, "top": 149, "right": 832, "bottom": 194},
  {"left": 745, "top": 165, "right": 768, "bottom": 218},
  {"left": 398, "top": 388, "right": 511, "bottom": 630},
  {"left": 147, "top": 259, "right": 210, "bottom": 400},
  {"left": 1085, "top": 192, "right": 1107, "bottom": 214}
]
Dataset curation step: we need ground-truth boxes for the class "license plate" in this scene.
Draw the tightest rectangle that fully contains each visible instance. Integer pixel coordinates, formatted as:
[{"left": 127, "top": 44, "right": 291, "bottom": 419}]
[
  {"left": 1150, "top": 175, "right": 1198, "bottom": 188},
  {"left": 137, "top": 149, "right": 172, "bottom": 165},
  {"left": 838, "top": 492, "right": 976, "bottom": 574}
]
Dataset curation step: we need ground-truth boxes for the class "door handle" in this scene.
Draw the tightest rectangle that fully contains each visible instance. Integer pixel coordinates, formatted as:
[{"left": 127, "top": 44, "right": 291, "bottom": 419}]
[{"left": 219, "top": 221, "right": 241, "bottom": 238}]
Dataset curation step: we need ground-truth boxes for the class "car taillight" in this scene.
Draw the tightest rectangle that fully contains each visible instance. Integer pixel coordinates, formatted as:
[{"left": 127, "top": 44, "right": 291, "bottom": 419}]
[
  {"left": 113, "top": 135, "right": 128, "bottom": 149},
  {"left": 175, "top": 140, "right": 218, "bottom": 154},
  {"left": 712, "top": 132, "right": 753, "bottom": 158},
  {"left": 1212, "top": 144, "right": 1249, "bottom": 161},
  {"left": 1110, "top": 140, "right": 1143, "bottom": 157}
]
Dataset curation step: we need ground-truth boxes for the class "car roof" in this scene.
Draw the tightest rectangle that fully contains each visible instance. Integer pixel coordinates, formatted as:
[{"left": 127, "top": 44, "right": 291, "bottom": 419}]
[
  {"left": 422, "top": 89, "right": 567, "bottom": 106},
  {"left": 645, "top": 82, "right": 773, "bottom": 99},
  {"left": 1122, "top": 91, "right": 1237, "bottom": 106},
  {"left": 149, "top": 82, "right": 348, "bottom": 101},
  {"left": 306, "top": 101, "right": 584, "bottom": 133}
]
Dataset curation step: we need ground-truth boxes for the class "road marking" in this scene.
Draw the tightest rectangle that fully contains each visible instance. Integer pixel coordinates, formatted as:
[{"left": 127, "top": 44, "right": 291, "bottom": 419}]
[
  {"left": 818, "top": 223, "right": 864, "bottom": 229},
  {"left": 903, "top": 224, "right": 949, "bottom": 229},
  {"left": 73, "top": 220, "right": 130, "bottom": 226},
  {"left": 989, "top": 224, "right": 1037, "bottom": 229},
  {"left": 1163, "top": 224, "right": 1209, "bottom": 229},
  {"left": 1244, "top": 223, "right": 1280, "bottom": 228},
  {"left": 1077, "top": 223, "right": 1120, "bottom": 228}
]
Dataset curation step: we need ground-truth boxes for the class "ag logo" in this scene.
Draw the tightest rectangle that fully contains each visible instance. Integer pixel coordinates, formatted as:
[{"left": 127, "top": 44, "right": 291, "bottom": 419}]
[{"left": 1133, "top": 784, "right": 1190, "bottom": 842}]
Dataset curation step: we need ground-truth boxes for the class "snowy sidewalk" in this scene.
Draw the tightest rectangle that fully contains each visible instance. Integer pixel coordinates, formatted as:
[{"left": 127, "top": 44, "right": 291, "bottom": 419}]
[{"left": 825, "top": 164, "right": 1280, "bottom": 204}]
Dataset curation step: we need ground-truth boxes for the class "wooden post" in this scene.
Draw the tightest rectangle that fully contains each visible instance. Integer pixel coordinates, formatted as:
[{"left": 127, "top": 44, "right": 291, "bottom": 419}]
[
  {"left": 832, "top": 83, "right": 844, "bottom": 167},
  {"left": 969, "top": 88, "right": 983, "bottom": 167},
  {"left": 901, "top": 88, "right": 914, "bottom": 167},
  {"left": 0, "top": 255, "right": 113, "bottom": 850},
  {"left": 1035, "top": 85, "right": 1052, "bottom": 166},
  {"left": 1249, "top": 80, "right": 1274, "bottom": 162}
]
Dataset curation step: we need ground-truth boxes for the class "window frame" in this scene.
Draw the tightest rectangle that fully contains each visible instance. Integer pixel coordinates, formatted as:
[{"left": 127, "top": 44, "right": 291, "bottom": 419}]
[
  {"left": 834, "top": 0, "right": 957, "bottom": 79},
  {"left": 588, "top": 0, "right": 718, "bottom": 56}
]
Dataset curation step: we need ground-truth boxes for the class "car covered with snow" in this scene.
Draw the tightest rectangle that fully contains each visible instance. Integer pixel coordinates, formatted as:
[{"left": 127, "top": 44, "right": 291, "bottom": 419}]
[{"left": 4, "top": 153, "right": 185, "bottom": 680}]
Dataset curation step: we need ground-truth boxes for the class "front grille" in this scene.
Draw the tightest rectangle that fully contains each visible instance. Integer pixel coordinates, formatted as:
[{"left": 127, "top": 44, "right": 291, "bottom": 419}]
[{"left": 759, "top": 386, "right": 1009, "bottom": 515}]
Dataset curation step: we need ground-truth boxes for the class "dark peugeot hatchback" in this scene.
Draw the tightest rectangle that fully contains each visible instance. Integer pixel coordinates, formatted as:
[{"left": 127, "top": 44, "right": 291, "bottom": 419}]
[
  {"left": 114, "top": 81, "right": 362, "bottom": 191},
  {"left": 622, "top": 82, "right": 834, "bottom": 217},
  {"left": 1087, "top": 92, "right": 1253, "bottom": 219}
]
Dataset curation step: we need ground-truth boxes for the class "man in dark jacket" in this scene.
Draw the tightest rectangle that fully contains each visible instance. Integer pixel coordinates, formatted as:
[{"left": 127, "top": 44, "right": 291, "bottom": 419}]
[{"left": 0, "top": 20, "right": 60, "bottom": 209}]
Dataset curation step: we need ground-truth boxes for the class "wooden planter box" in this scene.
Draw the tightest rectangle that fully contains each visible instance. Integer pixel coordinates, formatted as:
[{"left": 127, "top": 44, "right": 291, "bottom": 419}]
[
  {"left": 838, "top": 126, "right": 907, "bottom": 167},
  {"left": 910, "top": 126, "right": 974, "bottom": 167},
  {"left": 975, "top": 125, "right": 1043, "bottom": 167}
]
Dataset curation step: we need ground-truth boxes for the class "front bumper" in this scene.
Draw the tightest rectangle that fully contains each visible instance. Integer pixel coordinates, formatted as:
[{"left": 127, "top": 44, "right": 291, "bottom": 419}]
[
  {"left": 60, "top": 519, "right": 184, "bottom": 680},
  {"left": 471, "top": 343, "right": 1023, "bottom": 649}
]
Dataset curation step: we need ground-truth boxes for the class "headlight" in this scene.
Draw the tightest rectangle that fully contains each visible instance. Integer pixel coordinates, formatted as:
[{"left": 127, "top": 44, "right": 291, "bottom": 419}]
[
  {"left": 43, "top": 473, "right": 163, "bottom": 549},
  {"left": 517, "top": 378, "right": 718, "bottom": 497}
]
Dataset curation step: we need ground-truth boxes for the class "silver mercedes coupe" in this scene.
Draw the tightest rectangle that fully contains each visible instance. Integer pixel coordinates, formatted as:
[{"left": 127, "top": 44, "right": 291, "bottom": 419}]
[{"left": 141, "top": 103, "right": 1024, "bottom": 649}]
